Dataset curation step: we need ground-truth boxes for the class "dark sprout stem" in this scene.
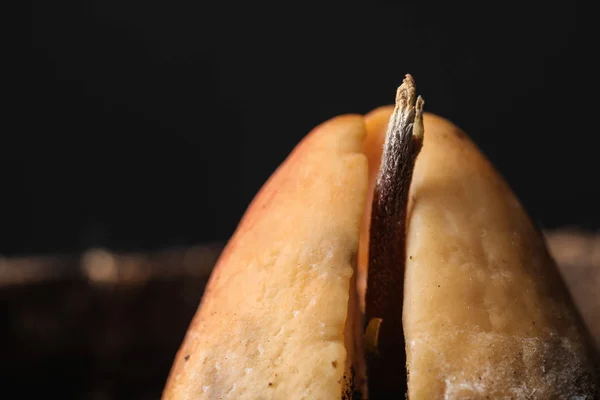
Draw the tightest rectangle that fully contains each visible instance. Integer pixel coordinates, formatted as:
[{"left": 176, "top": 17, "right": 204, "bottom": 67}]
[{"left": 364, "top": 74, "right": 424, "bottom": 399}]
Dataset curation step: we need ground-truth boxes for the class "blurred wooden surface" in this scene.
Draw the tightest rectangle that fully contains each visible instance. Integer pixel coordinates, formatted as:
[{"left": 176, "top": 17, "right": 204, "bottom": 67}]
[
  {"left": 0, "top": 230, "right": 598, "bottom": 399},
  {"left": 543, "top": 230, "right": 600, "bottom": 354}
]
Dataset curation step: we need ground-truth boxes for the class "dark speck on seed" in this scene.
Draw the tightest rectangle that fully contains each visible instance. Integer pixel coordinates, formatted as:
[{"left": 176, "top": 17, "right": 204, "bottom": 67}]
[{"left": 184, "top": 355, "right": 190, "bottom": 361}]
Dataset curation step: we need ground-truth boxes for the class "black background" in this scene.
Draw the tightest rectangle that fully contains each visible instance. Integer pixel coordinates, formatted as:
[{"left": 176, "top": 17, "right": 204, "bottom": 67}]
[{"left": 10, "top": 1, "right": 598, "bottom": 256}]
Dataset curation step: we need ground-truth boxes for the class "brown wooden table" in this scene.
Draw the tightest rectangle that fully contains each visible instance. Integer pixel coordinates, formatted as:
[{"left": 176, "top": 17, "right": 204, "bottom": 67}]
[{"left": 0, "top": 230, "right": 598, "bottom": 399}]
